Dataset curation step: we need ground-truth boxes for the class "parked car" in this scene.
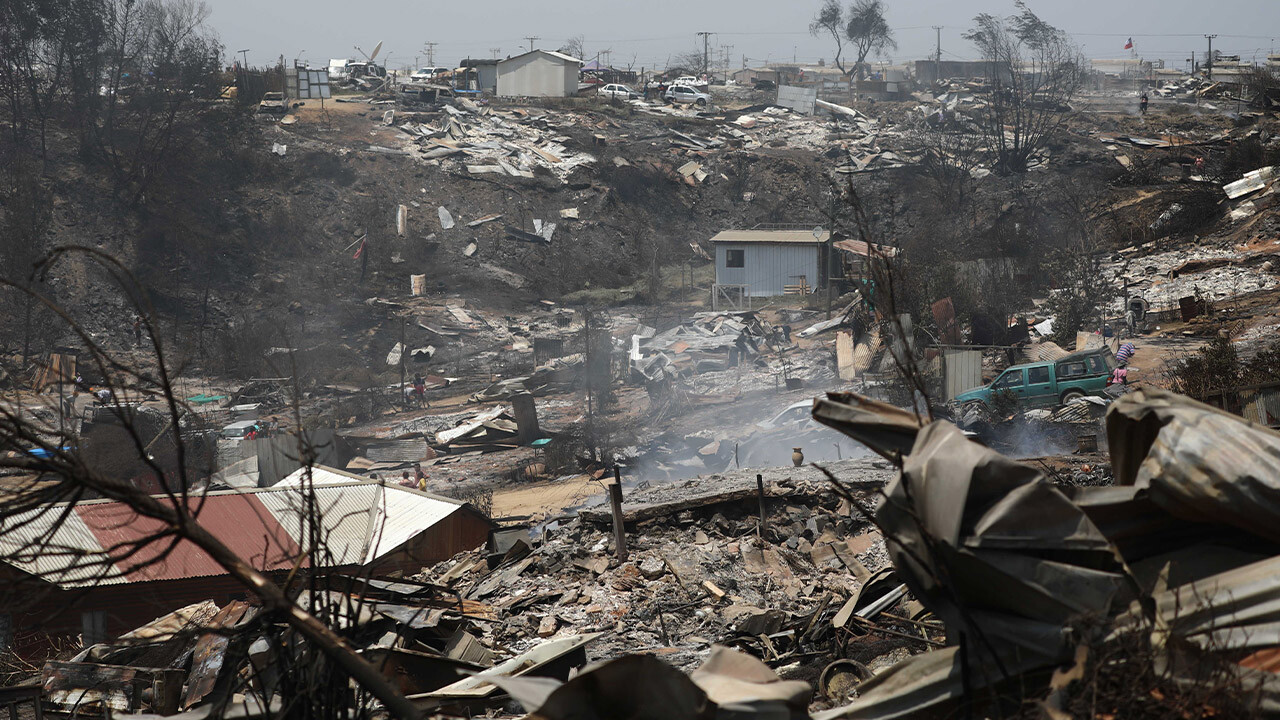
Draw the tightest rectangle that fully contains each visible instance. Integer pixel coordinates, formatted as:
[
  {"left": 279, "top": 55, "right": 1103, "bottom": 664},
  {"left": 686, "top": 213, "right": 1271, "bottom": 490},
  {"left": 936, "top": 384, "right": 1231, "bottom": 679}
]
[
  {"left": 598, "top": 83, "right": 639, "bottom": 101},
  {"left": 410, "top": 66, "right": 447, "bottom": 82},
  {"left": 220, "top": 420, "right": 258, "bottom": 440},
  {"left": 954, "top": 347, "right": 1116, "bottom": 411},
  {"left": 663, "top": 84, "right": 710, "bottom": 107},
  {"left": 257, "top": 91, "right": 287, "bottom": 116},
  {"left": 757, "top": 399, "right": 818, "bottom": 430},
  {"left": 673, "top": 75, "right": 708, "bottom": 88}
]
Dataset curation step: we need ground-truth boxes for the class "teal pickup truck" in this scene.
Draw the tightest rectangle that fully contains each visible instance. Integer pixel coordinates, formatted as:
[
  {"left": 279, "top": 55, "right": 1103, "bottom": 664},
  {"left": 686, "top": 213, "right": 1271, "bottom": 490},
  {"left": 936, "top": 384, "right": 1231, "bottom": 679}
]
[{"left": 954, "top": 347, "right": 1116, "bottom": 411}]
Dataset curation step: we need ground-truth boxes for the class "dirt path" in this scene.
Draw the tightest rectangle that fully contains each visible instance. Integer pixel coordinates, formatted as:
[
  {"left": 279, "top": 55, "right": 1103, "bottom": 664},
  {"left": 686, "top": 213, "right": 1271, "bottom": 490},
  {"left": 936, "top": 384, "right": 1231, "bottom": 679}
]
[{"left": 491, "top": 473, "right": 601, "bottom": 520}]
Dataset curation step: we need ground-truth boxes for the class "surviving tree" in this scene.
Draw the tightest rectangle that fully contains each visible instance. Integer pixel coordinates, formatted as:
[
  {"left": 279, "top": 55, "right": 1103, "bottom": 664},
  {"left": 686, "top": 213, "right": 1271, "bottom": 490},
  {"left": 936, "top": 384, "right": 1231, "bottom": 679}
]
[
  {"left": 963, "top": 1, "right": 1084, "bottom": 174},
  {"left": 809, "top": 0, "right": 849, "bottom": 76},
  {"left": 810, "top": 0, "right": 896, "bottom": 78},
  {"left": 846, "top": 0, "right": 896, "bottom": 78}
]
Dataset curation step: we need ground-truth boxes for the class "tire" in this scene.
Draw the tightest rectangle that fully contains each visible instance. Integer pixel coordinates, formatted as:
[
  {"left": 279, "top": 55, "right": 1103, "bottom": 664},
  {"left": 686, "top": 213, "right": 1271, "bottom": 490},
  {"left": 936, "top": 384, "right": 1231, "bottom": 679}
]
[
  {"left": 695, "top": 98, "right": 707, "bottom": 107},
  {"left": 1061, "top": 389, "right": 1085, "bottom": 404}
]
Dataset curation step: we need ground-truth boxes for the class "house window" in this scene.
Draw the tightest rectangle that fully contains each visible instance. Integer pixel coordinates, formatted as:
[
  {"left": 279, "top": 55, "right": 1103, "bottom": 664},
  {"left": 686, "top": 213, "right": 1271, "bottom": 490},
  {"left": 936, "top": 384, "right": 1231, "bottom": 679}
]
[
  {"left": 725, "top": 249, "right": 745, "bottom": 268},
  {"left": 81, "top": 610, "right": 106, "bottom": 645}
]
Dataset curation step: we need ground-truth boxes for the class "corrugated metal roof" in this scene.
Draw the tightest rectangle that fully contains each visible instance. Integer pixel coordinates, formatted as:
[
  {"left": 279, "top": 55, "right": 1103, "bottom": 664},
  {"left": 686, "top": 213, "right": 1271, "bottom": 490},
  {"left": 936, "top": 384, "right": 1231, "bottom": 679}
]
[
  {"left": 709, "top": 230, "right": 829, "bottom": 244},
  {"left": 499, "top": 49, "right": 583, "bottom": 65},
  {"left": 256, "top": 482, "right": 380, "bottom": 567},
  {"left": 274, "top": 465, "right": 372, "bottom": 488},
  {"left": 833, "top": 238, "right": 900, "bottom": 258},
  {"left": 0, "top": 506, "right": 128, "bottom": 586},
  {"left": 77, "top": 494, "right": 303, "bottom": 583},
  {"left": 3, "top": 466, "right": 472, "bottom": 589},
  {"left": 364, "top": 485, "right": 462, "bottom": 564}
]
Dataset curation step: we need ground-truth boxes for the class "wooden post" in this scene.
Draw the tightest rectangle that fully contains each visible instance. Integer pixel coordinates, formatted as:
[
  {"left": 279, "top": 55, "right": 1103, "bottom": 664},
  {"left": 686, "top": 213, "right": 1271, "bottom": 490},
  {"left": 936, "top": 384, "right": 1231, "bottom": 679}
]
[
  {"left": 756, "top": 473, "right": 767, "bottom": 537},
  {"left": 610, "top": 467, "right": 628, "bottom": 561}
]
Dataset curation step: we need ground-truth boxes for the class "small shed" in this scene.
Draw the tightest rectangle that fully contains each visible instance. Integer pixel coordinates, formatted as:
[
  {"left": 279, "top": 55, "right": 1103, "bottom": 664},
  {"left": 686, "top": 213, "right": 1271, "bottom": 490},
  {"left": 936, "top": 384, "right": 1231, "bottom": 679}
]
[
  {"left": 460, "top": 58, "right": 499, "bottom": 93},
  {"left": 497, "top": 49, "right": 582, "bottom": 97},
  {"left": 709, "top": 229, "right": 830, "bottom": 298}
]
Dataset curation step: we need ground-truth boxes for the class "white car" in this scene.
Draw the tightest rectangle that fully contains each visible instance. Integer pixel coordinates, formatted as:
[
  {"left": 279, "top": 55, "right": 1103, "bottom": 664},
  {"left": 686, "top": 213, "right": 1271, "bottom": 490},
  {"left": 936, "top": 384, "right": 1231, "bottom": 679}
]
[
  {"left": 663, "top": 84, "right": 710, "bottom": 107},
  {"left": 410, "top": 67, "right": 447, "bottom": 82},
  {"left": 598, "top": 83, "right": 639, "bottom": 101},
  {"left": 757, "top": 400, "right": 818, "bottom": 430},
  {"left": 674, "top": 75, "right": 707, "bottom": 88}
]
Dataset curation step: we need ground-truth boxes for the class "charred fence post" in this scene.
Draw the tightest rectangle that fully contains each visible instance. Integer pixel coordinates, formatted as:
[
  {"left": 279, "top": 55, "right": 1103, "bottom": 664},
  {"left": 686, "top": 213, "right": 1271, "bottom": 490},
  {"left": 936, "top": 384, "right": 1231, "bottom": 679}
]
[
  {"left": 610, "top": 467, "right": 628, "bottom": 561},
  {"left": 757, "top": 473, "right": 767, "bottom": 538}
]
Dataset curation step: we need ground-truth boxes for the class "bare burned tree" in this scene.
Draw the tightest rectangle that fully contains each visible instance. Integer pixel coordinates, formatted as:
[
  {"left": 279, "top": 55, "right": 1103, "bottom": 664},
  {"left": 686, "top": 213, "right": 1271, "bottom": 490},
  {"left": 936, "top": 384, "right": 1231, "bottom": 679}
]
[
  {"left": 906, "top": 110, "right": 987, "bottom": 208},
  {"left": 963, "top": 2, "right": 1083, "bottom": 174},
  {"left": 671, "top": 50, "right": 707, "bottom": 76},
  {"left": 89, "top": 0, "right": 224, "bottom": 207},
  {"left": 1042, "top": 184, "right": 1120, "bottom": 345},
  {"left": 0, "top": 247, "right": 421, "bottom": 720},
  {"left": 558, "top": 34, "right": 585, "bottom": 61}
]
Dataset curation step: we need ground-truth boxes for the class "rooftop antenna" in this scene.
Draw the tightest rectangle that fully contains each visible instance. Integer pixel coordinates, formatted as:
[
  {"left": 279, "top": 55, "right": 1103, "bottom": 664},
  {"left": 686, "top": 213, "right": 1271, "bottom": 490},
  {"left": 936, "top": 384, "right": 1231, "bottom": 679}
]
[{"left": 355, "top": 40, "right": 384, "bottom": 63}]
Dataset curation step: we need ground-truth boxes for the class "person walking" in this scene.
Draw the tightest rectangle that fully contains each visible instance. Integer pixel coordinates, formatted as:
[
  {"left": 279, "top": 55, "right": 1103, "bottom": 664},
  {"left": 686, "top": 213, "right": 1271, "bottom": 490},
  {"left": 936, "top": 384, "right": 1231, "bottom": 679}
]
[{"left": 1139, "top": 93, "right": 1148, "bottom": 115}]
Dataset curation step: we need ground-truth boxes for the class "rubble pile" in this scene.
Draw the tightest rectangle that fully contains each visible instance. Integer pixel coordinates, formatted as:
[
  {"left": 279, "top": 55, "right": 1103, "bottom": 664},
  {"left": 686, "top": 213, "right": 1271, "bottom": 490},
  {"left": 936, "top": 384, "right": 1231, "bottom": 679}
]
[
  {"left": 389, "top": 101, "right": 599, "bottom": 183},
  {"left": 807, "top": 389, "right": 1280, "bottom": 718},
  {"left": 417, "top": 465, "right": 905, "bottom": 670}
]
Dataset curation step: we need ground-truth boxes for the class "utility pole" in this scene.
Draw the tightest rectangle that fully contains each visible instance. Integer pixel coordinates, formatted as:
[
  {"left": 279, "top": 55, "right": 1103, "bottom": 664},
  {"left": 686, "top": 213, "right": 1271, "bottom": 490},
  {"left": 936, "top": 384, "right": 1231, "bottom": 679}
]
[
  {"left": 490, "top": 47, "right": 501, "bottom": 59},
  {"left": 237, "top": 48, "right": 250, "bottom": 68},
  {"left": 697, "top": 31, "right": 713, "bottom": 75},
  {"left": 422, "top": 42, "right": 436, "bottom": 66},
  {"left": 1205, "top": 34, "right": 1218, "bottom": 81},
  {"left": 720, "top": 44, "right": 733, "bottom": 82},
  {"left": 524, "top": 36, "right": 540, "bottom": 53},
  {"left": 933, "top": 25, "right": 942, "bottom": 81}
]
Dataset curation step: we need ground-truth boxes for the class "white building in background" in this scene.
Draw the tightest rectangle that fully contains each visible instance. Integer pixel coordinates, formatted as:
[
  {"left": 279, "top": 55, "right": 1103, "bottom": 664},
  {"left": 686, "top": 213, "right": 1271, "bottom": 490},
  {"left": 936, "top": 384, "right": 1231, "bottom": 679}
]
[
  {"left": 496, "top": 49, "right": 582, "bottom": 97},
  {"left": 709, "top": 229, "right": 829, "bottom": 297}
]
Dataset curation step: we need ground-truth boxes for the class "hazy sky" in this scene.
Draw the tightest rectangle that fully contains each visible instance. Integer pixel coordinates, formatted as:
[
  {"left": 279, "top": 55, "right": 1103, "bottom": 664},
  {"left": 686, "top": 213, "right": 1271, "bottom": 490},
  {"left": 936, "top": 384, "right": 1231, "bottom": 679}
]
[{"left": 210, "top": 0, "right": 1280, "bottom": 73}]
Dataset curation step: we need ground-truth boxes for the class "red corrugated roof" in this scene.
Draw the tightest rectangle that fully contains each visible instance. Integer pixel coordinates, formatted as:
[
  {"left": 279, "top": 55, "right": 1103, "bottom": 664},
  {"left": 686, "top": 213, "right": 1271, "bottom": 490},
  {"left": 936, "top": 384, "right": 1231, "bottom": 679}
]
[{"left": 76, "top": 494, "right": 305, "bottom": 583}]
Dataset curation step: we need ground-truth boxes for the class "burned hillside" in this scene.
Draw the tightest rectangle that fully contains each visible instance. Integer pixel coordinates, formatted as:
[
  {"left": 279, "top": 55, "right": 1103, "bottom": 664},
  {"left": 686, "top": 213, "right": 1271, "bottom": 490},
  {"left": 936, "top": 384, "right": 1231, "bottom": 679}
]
[{"left": 5, "top": 1, "right": 1280, "bottom": 719}]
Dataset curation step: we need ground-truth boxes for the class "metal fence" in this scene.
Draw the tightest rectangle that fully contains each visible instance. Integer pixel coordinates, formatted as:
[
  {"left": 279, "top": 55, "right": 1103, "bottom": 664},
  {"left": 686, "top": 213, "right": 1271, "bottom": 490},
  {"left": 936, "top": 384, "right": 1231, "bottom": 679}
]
[{"left": 1200, "top": 381, "right": 1280, "bottom": 428}]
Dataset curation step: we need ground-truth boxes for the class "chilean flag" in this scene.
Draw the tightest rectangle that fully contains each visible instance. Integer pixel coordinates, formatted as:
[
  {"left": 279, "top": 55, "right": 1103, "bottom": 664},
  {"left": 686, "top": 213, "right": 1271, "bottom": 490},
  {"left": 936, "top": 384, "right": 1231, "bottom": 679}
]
[{"left": 1124, "top": 37, "right": 1134, "bottom": 50}]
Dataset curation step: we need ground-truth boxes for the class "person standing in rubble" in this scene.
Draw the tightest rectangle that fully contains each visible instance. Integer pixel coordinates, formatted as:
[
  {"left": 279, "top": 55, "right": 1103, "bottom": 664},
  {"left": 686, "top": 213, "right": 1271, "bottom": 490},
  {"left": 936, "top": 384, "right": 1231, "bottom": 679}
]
[
  {"left": 1139, "top": 93, "right": 1148, "bottom": 115},
  {"left": 414, "top": 462, "right": 427, "bottom": 491},
  {"left": 412, "top": 373, "right": 427, "bottom": 408},
  {"left": 132, "top": 316, "right": 143, "bottom": 347}
]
